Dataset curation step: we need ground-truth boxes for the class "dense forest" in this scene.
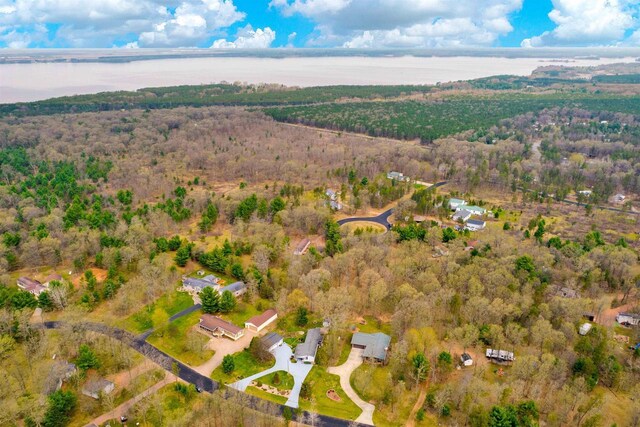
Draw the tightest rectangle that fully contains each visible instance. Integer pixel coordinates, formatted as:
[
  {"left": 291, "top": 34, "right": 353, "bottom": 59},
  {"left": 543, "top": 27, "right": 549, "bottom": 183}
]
[{"left": 1, "top": 65, "right": 640, "bottom": 427}]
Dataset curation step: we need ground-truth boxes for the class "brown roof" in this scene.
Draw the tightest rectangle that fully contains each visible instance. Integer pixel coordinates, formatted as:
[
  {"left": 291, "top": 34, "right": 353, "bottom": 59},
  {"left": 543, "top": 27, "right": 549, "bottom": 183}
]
[
  {"left": 295, "top": 239, "right": 311, "bottom": 252},
  {"left": 200, "top": 314, "right": 243, "bottom": 334},
  {"left": 17, "top": 277, "right": 45, "bottom": 293},
  {"left": 246, "top": 309, "right": 277, "bottom": 328}
]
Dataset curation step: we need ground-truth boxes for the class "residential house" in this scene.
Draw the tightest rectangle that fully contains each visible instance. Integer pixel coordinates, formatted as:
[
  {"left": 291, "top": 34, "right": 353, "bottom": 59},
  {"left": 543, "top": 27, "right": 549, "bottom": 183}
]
[
  {"left": 199, "top": 314, "right": 245, "bottom": 340},
  {"left": 329, "top": 200, "right": 343, "bottom": 211},
  {"left": 294, "top": 239, "right": 311, "bottom": 255},
  {"left": 461, "top": 353, "right": 473, "bottom": 367},
  {"left": 245, "top": 309, "right": 278, "bottom": 333},
  {"left": 616, "top": 313, "right": 640, "bottom": 327},
  {"left": 448, "top": 198, "right": 466, "bottom": 210},
  {"left": 43, "top": 273, "right": 63, "bottom": 287},
  {"left": 17, "top": 277, "right": 46, "bottom": 296},
  {"left": 43, "top": 361, "right": 76, "bottom": 394},
  {"left": 82, "top": 377, "right": 115, "bottom": 399},
  {"left": 456, "top": 205, "right": 486, "bottom": 215},
  {"left": 485, "top": 349, "right": 515, "bottom": 363},
  {"left": 351, "top": 332, "right": 391, "bottom": 364},
  {"left": 181, "top": 276, "right": 220, "bottom": 294},
  {"left": 578, "top": 190, "right": 592, "bottom": 196},
  {"left": 452, "top": 210, "right": 472, "bottom": 223},
  {"left": 579, "top": 323, "right": 592, "bottom": 336},
  {"left": 465, "top": 219, "right": 486, "bottom": 231},
  {"left": 557, "top": 287, "right": 579, "bottom": 299},
  {"left": 294, "top": 328, "right": 323, "bottom": 363},
  {"left": 326, "top": 189, "right": 339, "bottom": 201},
  {"left": 387, "top": 171, "right": 410, "bottom": 182},
  {"left": 220, "top": 281, "right": 247, "bottom": 298},
  {"left": 614, "top": 194, "right": 626, "bottom": 203},
  {"left": 261, "top": 332, "right": 284, "bottom": 352}
]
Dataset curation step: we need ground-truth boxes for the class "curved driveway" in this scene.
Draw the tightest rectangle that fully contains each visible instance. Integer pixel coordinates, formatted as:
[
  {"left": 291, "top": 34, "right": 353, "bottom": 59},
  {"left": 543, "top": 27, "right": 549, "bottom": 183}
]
[
  {"left": 327, "top": 348, "right": 375, "bottom": 426},
  {"left": 337, "top": 181, "right": 448, "bottom": 230}
]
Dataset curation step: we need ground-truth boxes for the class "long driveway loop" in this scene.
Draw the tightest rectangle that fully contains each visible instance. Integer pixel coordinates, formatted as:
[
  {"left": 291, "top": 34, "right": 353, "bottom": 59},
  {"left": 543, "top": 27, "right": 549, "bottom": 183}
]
[
  {"left": 327, "top": 347, "right": 375, "bottom": 426},
  {"left": 230, "top": 344, "right": 313, "bottom": 408}
]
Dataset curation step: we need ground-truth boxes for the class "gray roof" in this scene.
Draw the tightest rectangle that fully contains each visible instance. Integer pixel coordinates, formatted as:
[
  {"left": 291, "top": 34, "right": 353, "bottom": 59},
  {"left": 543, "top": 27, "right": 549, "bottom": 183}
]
[
  {"left": 453, "top": 209, "right": 472, "bottom": 220},
  {"left": 220, "top": 281, "right": 246, "bottom": 294},
  {"left": 295, "top": 328, "right": 322, "bottom": 359},
  {"left": 183, "top": 277, "right": 216, "bottom": 291},
  {"left": 466, "top": 219, "right": 486, "bottom": 226},
  {"left": 83, "top": 377, "right": 114, "bottom": 394},
  {"left": 351, "top": 332, "right": 391, "bottom": 361},
  {"left": 203, "top": 274, "right": 219, "bottom": 283},
  {"left": 261, "top": 332, "right": 283, "bottom": 349}
]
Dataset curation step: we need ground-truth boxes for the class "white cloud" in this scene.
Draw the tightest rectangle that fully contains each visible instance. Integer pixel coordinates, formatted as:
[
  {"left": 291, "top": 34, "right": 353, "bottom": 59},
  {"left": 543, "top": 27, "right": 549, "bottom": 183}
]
[
  {"left": 271, "top": 0, "right": 523, "bottom": 48},
  {"left": 0, "top": 0, "right": 245, "bottom": 47},
  {"left": 212, "top": 25, "right": 276, "bottom": 48},
  {"left": 522, "top": 0, "right": 639, "bottom": 47}
]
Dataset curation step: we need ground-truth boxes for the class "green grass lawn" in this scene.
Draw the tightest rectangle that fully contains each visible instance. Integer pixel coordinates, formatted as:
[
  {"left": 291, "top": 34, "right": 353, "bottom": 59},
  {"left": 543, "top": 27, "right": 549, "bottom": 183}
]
[
  {"left": 147, "top": 310, "right": 213, "bottom": 366},
  {"left": 255, "top": 370, "right": 295, "bottom": 390},
  {"left": 221, "top": 298, "right": 272, "bottom": 326},
  {"left": 210, "top": 349, "right": 274, "bottom": 385},
  {"left": 337, "top": 334, "right": 354, "bottom": 365},
  {"left": 299, "top": 366, "right": 362, "bottom": 421},
  {"left": 118, "top": 382, "right": 202, "bottom": 426},
  {"left": 356, "top": 315, "right": 392, "bottom": 335},
  {"left": 246, "top": 385, "right": 288, "bottom": 405},
  {"left": 121, "top": 290, "right": 194, "bottom": 333},
  {"left": 277, "top": 311, "right": 323, "bottom": 334}
]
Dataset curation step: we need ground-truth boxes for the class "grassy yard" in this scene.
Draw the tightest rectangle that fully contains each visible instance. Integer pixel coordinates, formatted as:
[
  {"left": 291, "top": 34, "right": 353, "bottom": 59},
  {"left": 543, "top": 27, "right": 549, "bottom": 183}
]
[
  {"left": 351, "top": 364, "right": 424, "bottom": 427},
  {"left": 210, "top": 349, "right": 274, "bottom": 385},
  {"left": 147, "top": 310, "right": 213, "bottom": 366},
  {"left": 256, "top": 370, "right": 295, "bottom": 390},
  {"left": 356, "top": 315, "right": 392, "bottom": 335},
  {"left": 277, "top": 311, "right": 323, "bottom": 334},
  {"left": 246, "top": 385, "right": 288, "bottom": 405},
  {"left": 120, "top": 290, "right": 194, "bottom": 333},
  {"left": 221, "top": 298, "right": 272, "bottom": 326},
  {"left": 299, "top": 366, "right": 362, "bottom": 421}
]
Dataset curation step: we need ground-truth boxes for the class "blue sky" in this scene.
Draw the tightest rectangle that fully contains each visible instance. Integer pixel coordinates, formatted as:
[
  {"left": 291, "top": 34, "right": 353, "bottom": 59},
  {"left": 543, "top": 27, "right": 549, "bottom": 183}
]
[{"left": 0, "top": 0, "right": 639, "bottom": 49}]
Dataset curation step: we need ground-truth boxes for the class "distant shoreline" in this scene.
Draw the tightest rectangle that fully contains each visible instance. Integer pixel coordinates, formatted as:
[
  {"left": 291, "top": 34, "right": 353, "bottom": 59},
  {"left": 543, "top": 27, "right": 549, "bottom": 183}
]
[
  {"left": 2, "top": 47, "right": 640, "bottom": 65},
  {"left": 1, "top": 54, "right": 638, "bottom": 103}
]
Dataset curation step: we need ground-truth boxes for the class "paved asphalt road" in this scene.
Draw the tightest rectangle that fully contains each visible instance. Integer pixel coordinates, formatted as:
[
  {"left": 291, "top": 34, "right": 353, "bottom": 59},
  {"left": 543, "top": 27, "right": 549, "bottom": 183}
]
[
  {"left": 337, "top": 180, "right": 448, "bottom": 229},
  {"left": 137, "top": 303, "right": 202, "bottom": 341},
  {"left": 39, "top": 321, "right": 368, "bottom": 427}
]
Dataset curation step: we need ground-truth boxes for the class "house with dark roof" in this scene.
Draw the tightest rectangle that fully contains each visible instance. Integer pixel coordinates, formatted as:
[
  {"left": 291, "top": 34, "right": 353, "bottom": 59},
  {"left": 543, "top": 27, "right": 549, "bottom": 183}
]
[
  {"left": 351, "top": 332, "right": 391, "bottom": 364},
  {"left": 220, "top": 281, "right": 247, "bottom": 298},
  {"left": 17, "top": 277, "right": 46, "bottom": 296},
  {"left": 294, "top": 328, "right": 323, "bottom": 363},
  {"left": 199, "top": 314, "right": 244, "bottom": 340},
  {"left": 261, "top": 332, "right": 284, "bottom": 352},
  {"left": 82, "top": 377, "right": 115, "bottom": 399},
  {"left": 245, "top": 309, "right": 278, "bottom": 333}
]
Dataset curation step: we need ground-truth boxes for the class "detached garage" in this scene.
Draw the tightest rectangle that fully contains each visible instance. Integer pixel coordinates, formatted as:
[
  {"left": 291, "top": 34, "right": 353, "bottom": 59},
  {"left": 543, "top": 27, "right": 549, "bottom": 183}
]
[{"left": 245, "top": 309, "right": 278, "bottom": 333}]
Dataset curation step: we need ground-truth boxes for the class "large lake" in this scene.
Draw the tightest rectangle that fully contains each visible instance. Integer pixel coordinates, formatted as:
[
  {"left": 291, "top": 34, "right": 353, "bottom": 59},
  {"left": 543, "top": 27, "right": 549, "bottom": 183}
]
[{"left": 0, "top": 55, "right": 636, "bottom": 103}]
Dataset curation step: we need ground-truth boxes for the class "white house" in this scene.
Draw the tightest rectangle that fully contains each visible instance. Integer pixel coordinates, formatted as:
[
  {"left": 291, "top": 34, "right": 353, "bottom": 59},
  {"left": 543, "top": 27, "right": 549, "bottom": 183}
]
[
  {"left": 456, "top": 205, "right": 486, "bottom": 215},
  {"left": 617, "top": 313, "right": 640, "bottom": 326},
  {"left": 465, "top": 219, "right": 486, "bottom": 231},
  {"left": 245, "top": 309, "right": 278, "bottom": 333},
  {"left": 387, "top": 171, "right": 410, "bottom": 182},
  {"left": 461, "top": 353, "right": 473, "bottom": 367}
]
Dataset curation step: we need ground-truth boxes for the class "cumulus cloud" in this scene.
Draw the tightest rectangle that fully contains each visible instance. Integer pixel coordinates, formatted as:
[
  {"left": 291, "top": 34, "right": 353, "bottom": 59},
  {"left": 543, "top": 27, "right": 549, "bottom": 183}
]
[
  {"left": 271, "top": 0, "right": 523, "bottom": 48},
  {"left": 212, "top": 25, "right": 276, "bottom": 48},
  {"left": 522, "top": 0, "right": 639, "bottom": 47},
  {"left": 0, "top": 0, "right": 245, "bottom": 48}
]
